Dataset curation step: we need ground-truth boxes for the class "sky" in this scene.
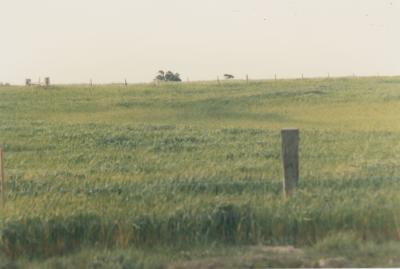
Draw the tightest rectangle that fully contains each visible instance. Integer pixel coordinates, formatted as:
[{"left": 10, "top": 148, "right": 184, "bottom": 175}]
[{"left": 0, "top": 0, "right": 399, "bottom": 84}]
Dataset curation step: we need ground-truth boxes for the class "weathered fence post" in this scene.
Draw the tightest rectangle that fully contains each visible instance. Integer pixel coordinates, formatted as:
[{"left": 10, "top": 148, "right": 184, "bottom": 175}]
[
  {"left": 124, "top": 79, "right": 128, "bottom": 86},
  {"left": 0, "top": 146, "right": 4, "bottom": 206},
  {"left": 281, "top": 129, "right": 299, "bottom": 196},
  {"left": 246, "top": 74, "right": 249, "bottom": 83}
]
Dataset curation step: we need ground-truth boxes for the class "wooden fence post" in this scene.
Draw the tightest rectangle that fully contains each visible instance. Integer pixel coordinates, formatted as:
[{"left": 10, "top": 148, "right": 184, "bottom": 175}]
[
  {"left": 281, "top": 129, "right": 299, "bottom": 196},
  {"left": 0, "top": 146, "right": 4, "bottom": 206}
]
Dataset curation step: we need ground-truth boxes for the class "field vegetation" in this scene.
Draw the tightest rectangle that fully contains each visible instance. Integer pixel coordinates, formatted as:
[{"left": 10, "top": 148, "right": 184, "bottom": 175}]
[{"left": 0, "top": 77, "right": 400, "bottom": 267}]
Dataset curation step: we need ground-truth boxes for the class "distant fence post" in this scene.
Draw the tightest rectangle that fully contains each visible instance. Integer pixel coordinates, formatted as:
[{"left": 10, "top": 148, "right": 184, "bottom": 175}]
[
  {"left": 0, "top": 146, "right": 4, "bottom": 206},
  {"left": 44, "top": 77, "right": 50, "bottom": 87},
  {"left": 281, "top": 129, "right": 299, "bottom": 197},
  {"left": 25, "top": 79, "right": 32, "bottom": 86},
  {"left": 124, "top": 79, "right": 128, "bottom": 86},
  {"left": 246, "top": 74, "right": 249, "bottom": 83}
]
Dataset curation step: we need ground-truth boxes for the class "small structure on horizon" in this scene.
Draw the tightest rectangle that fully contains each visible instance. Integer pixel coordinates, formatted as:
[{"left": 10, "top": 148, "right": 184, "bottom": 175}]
[{"left": 25, "top": 77, "right": 51, "bottom": 87}]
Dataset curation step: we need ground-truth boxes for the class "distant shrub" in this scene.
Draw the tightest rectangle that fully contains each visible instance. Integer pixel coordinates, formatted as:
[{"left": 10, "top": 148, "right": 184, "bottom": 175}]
[
  {"left": 224, "top": 74, "right": 234, "bottom": 80},
  {"left": 155, "top": 70, "right": 182, "bottom": 82}
]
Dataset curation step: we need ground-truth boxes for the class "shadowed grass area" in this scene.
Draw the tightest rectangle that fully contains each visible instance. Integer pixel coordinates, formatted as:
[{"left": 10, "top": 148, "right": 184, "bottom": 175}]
[
  {"left": 2, "top": 240, "right": 400, "bottom": 268},
  {"left": 0, "top": 77, "right": 400, "bottom": 265}
]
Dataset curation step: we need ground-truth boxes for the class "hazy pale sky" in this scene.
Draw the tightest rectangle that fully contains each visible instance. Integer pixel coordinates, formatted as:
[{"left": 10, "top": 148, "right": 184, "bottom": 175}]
[{"left": 1, "top": 0, "right": 399, "bottom": 84}]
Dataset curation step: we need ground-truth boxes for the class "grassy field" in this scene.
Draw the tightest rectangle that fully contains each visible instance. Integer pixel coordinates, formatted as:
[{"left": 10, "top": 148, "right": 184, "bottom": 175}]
[{"left": 0, "top": 77, "right": 400, "bottom": 267}]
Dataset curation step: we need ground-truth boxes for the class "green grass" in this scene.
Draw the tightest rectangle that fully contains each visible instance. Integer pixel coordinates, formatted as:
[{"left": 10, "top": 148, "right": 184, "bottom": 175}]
[
  {"left": 0, "top": 77, "right": 400, "bottom": 266},
  {"left": 2, "top": 240, "right": 400, "bottom": 268}
]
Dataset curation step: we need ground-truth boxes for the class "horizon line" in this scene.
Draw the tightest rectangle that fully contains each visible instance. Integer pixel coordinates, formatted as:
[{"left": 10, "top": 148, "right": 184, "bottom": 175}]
[{"left": 1, "top": 74, "right": 399, "bottom": 87}]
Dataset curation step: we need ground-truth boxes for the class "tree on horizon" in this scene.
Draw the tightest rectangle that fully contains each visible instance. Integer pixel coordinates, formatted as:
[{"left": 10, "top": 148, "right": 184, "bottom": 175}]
[{"left": 155, "top": 70, "right": 182, "bottom": 82}]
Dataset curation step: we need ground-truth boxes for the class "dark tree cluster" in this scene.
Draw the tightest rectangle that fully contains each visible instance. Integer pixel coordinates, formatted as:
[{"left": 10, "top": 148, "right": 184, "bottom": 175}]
[
  {"left": 224, "top": 74, "right": 234, "bottom": 79},
  {"left": 155, "top": 70, "right": 182, "bottom": 82}
]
